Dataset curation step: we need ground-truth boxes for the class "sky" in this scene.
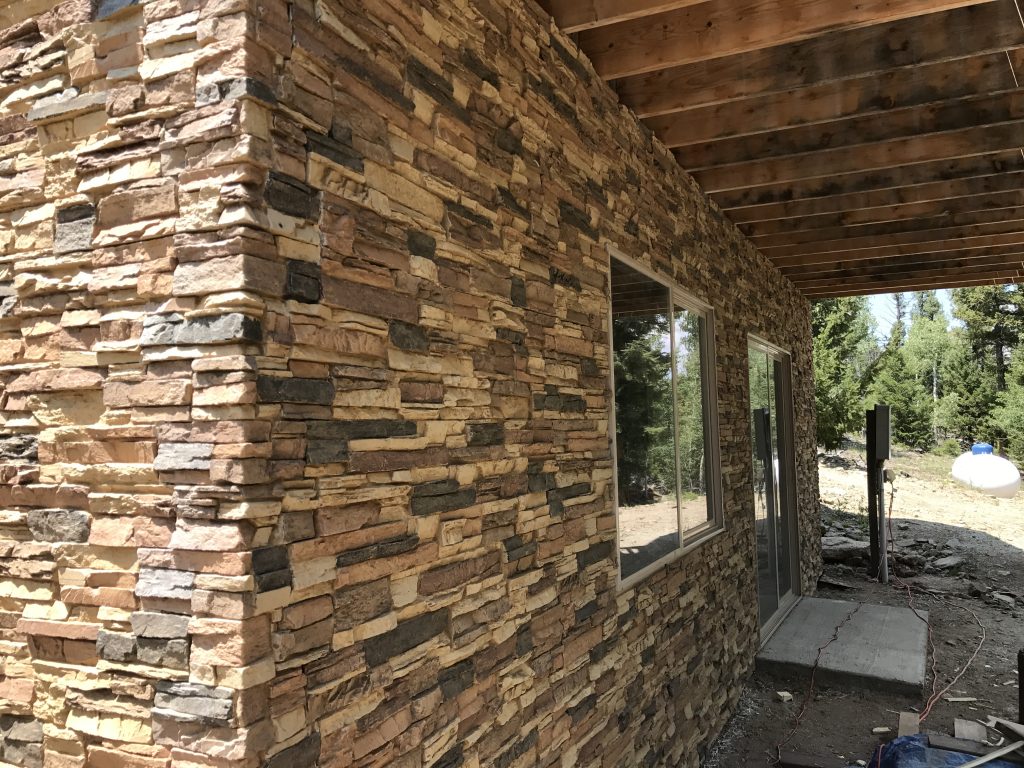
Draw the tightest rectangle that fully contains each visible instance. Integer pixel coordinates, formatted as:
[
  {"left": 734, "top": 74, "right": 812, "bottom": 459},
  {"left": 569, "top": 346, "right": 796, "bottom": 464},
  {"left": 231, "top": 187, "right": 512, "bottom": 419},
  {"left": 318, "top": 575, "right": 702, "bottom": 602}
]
[{"left": 868, "top": 289, "right": 954, "bottom": 341}]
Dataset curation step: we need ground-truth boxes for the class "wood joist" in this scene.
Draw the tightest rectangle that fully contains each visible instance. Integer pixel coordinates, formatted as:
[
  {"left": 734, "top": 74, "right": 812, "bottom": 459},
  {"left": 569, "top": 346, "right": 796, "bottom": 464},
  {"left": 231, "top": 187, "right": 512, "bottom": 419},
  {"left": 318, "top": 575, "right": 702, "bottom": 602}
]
[{"left": 543, "top": 0, "right": 1024, "bottom": 295}]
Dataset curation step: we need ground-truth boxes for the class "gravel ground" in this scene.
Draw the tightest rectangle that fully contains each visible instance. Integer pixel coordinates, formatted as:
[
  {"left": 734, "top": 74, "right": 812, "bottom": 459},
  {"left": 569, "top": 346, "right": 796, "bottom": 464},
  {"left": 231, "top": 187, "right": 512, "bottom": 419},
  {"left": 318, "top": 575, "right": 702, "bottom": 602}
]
[{"left": 706, "top": 442, "right": 1024, "bottom": 767}]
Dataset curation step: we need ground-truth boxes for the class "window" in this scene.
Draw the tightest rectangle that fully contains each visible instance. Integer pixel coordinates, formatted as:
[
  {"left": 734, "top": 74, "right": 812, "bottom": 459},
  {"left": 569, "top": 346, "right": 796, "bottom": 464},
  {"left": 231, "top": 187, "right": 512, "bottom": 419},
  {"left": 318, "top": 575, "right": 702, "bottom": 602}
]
[{"left": 609, "top": 254, "right": 723, "bottom": 584}]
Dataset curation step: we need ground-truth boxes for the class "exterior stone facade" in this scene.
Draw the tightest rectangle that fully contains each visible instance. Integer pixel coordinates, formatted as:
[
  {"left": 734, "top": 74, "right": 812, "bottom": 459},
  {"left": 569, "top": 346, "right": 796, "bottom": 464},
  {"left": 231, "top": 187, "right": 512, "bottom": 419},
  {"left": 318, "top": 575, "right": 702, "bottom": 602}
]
[{"left": 0, "top": 1, "right": 820, "bottom": 767}]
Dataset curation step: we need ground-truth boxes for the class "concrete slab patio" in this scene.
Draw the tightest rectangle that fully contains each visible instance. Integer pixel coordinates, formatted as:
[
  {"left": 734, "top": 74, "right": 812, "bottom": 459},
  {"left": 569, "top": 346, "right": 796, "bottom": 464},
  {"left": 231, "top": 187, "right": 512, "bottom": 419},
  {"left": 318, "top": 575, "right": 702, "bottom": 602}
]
[{"left": 757, "top": 597, "right": 929, "bottom": 696}]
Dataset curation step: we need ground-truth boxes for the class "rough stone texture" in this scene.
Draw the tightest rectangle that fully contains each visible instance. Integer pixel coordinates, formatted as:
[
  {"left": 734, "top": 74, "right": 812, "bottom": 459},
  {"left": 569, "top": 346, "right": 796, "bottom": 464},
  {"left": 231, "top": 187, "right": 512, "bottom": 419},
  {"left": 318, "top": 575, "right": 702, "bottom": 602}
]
[{"left": 0, "top": 1, "right": 820, "bottom": 768}]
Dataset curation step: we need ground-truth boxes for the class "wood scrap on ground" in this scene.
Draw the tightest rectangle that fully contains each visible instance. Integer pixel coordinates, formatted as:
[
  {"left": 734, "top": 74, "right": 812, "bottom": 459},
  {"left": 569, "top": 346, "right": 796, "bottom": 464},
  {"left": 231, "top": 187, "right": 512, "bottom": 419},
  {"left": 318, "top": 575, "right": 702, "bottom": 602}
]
[
  {"left": 777, "top": 750, "right": 849, "bottom": 768},
  {"left": 956, "top": 718, "right": 989, "bottom": 742},
  {"left": 897, "top": 711, "right": 920, "bottom": 737}
]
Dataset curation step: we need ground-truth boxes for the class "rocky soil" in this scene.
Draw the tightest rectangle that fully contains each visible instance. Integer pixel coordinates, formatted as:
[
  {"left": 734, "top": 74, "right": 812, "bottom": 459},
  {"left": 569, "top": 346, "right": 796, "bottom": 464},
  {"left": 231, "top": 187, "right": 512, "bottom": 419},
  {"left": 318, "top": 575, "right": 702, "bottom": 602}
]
[{"left": 706, "top": 441, "right": 1024, "bottom": 767}]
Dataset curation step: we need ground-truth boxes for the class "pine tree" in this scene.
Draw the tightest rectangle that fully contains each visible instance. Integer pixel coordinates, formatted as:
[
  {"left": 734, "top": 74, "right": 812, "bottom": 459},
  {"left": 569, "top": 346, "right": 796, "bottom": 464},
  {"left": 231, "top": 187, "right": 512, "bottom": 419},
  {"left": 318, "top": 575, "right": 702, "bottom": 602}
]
[
  {"left": 870, "top": 294, "right": 934, "bottom": 449},
  {"left": 994, "top": 350, "right": 1024, "bottom": 463},
  {"left": 612, "top": 316, "right": 674, "bottom": 503},
  {"left": 904, "top": 290, "right": 950, "bottom": 439},
  {"left": 936, "top": 330, "right": 998, "bottom": 447},
  {"left": 952, "top": 286, "right": 1023, "bottom": 391},
  {"left": 811, "top": 297, "right": 874, "bottom": 450}
]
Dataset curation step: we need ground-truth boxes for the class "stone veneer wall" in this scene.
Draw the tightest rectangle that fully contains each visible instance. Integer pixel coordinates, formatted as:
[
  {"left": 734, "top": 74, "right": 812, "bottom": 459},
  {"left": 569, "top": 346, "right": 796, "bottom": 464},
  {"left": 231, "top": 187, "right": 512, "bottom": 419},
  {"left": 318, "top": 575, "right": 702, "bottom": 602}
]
[{"left": 0, "top": 0, "right": 821, "bottom": 767}]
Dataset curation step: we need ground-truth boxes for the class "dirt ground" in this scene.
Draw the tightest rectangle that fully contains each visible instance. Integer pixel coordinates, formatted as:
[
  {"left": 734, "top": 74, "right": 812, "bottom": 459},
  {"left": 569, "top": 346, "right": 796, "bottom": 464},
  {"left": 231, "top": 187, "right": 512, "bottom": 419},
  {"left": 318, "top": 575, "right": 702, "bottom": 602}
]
[{"left": 706, "top": 441, "right": 1024, "bottom": 767}]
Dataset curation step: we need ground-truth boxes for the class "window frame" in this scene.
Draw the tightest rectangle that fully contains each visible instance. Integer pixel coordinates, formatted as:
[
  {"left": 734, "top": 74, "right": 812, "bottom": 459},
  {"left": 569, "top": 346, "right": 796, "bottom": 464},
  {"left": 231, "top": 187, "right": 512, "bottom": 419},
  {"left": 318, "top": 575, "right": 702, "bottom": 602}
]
[
  {"left": 606, "top": 247, "right": 725, "bottom": 591},
  {"left": 747, "top": 333, "right": 802, "bottom": 637}
]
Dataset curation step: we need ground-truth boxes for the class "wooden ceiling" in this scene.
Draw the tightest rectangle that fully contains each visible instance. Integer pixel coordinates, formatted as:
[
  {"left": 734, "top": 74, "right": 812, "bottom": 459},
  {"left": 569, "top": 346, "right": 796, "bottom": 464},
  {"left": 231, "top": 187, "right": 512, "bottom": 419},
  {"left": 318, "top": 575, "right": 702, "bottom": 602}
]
[{"left": 538, "top": 0, "right": 1024, "bottom": 298}]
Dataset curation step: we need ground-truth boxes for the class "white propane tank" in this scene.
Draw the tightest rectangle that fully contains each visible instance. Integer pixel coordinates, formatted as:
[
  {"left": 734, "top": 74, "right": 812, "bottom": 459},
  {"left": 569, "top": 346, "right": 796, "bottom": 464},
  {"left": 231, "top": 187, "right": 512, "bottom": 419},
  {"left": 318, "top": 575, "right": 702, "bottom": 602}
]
[{"left": 951, "top": 443, "right": 1021, "bottom": 499}]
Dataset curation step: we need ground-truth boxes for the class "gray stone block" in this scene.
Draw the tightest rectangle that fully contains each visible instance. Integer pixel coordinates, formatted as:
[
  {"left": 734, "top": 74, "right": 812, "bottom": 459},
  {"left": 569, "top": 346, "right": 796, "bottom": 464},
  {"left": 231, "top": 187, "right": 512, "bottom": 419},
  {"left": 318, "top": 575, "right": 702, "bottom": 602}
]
[
  {"left": 131, "top": 611, "right": 189, "bottom": 638},
  {"left": 97, "top": 630, "right": 135, "bottom": 661},
  {"left": 26, "top": 509, "right": 90, "bottom": 543},
  {"left": 137, "top": 638, "right": 189, "bottom": 669},
  {"left": 154, "top": 443, "right": 213, "bottom": 472},
  {"left": 154, "top": 682, "right": 233, "bottom": 724},
  {"left": 136, "top": 569, "right": 195, "bottom": 600}
]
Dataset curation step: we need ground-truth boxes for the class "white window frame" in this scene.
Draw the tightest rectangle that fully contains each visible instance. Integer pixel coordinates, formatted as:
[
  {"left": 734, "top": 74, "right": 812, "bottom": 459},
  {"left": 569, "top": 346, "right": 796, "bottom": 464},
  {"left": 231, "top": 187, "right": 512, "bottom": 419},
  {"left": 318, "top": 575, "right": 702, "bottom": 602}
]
[{"left": 607, "top": 246, "right": 725, "bottom": 591}]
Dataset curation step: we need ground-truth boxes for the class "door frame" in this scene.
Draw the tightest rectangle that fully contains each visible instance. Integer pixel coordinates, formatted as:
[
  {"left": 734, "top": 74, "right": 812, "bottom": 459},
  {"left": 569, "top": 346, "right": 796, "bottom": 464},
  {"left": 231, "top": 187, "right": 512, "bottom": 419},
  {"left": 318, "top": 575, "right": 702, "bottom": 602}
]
[{"left": 748, "top": 335, "right": 802, "bottom": 642}]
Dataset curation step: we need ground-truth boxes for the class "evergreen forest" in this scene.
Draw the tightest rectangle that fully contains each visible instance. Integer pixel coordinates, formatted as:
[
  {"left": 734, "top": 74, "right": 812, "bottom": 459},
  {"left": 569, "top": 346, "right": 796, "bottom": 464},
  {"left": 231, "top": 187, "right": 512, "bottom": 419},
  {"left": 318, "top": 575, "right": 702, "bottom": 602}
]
[{"left": 812, "top": 285, "right": 1024, "bottom": 463}]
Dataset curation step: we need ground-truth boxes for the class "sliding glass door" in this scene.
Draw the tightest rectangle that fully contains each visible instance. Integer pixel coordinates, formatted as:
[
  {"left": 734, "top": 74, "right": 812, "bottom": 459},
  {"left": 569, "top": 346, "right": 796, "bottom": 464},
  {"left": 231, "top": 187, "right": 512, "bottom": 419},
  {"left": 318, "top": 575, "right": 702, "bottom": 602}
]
[{"left": 749, "top": 340, "right": 798, "bottom": 632}]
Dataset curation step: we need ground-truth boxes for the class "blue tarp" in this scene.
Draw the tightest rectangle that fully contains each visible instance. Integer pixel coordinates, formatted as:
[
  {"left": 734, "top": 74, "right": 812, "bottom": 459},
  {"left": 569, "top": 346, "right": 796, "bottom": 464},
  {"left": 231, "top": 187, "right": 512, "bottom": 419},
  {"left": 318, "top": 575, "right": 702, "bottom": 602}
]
[{"left": 869, "top": 735, "right": 1019, "bottom": 768}]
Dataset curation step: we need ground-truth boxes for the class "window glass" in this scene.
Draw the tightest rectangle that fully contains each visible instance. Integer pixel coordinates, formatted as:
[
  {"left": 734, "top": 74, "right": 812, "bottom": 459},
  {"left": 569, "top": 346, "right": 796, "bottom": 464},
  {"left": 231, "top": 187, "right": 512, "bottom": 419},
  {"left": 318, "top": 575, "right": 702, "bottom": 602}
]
[
  {"left": 611, "top": 260, "right": 678, "bottom": 579},
  {"left": 610, "top": 257, "right": 719, "bottom": 582},
  {"left": 674, "top": 306, "right": 712, "bottom": 531}
]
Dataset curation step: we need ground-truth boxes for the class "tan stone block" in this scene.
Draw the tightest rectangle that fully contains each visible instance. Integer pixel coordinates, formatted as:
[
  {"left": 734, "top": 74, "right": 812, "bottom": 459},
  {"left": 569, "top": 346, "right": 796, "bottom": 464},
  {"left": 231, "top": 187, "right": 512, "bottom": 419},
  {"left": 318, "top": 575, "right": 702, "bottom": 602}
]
[
  {"left": 15, "top": 619, "right": 100, "bottom": 640},
  {"left": 59, "top": 586, "right": 135, "bottom": 610},
  {"left": 191, "top": 589, "right": 256, "bottom": 620},
  {"left": 208, "top": 458, "right": 269, "bottom": 485},
  {"left": 138, "top": 549, "right": 251, "bottom": 576},
  {"left": 193, "top": 382, "right": 256, "bottom": 406},
  {"left": 170, "top": 520, "right": 253, "bottom": 552},
  {"left": 66, "top": 711, "right": 151, "bottom": 744},
  {"left": 279, "top": 596, "right": 332, "bottom": 631},
  {"left": 213, "top": 657, "right": 275, "bottom": 690},
  {"left": 87, "top": 744, "right": 171, "bottom": 768},
  {"left": 97, "top": 181, "right": 177, "bottom": 228},
  {"left": 89, "top": 516, "right": 173, "bottom": 548},
  {"left": 290, "top": 323, "right": 386, "bottom": 362},
  {"left": 0, "top": 676, "right": 34, "bottom": 704},
  {"left": 189, "top": 616, "right": 270, "bottom": 665},
  {"left": 172, "top": 254, "right": 285, "bottom": 298}
]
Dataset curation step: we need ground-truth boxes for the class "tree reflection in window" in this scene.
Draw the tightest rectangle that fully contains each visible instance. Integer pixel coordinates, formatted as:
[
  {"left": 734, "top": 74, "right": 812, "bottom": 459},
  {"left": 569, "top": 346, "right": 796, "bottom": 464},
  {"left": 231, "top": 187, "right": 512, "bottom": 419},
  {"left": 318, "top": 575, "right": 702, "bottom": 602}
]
[{"left": 611, "top": 257, "right": 716, "bottom": 580}]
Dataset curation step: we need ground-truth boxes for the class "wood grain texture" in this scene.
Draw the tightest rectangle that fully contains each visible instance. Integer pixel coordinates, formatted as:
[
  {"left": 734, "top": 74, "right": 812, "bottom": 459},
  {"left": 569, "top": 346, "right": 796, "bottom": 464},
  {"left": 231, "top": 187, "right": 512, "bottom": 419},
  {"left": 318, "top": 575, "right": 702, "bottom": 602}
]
[
  {"left": 773, "top": 232, "right": 1024, "bottom": 267},
  {"left": 647, "top": 53, "right": 1021, "bottom": 148},
  {"left": 690, "top": 123, "right": 1024, "bottom": 192},
  {"left": 615, "top": 2, "right": 1024, "bottom": 116},
  {"left": 580, "top": 0, "right": 998, "bottom": 79},
  {"left": 751, "top": 208, "right": 1024, "bottom": 249},
  {"left": 712, "top": 152, "right": 1024, "bottom": 209},
  {"left": 677, "top": 91, "right": 1024, "bottom": 166},
  {"left": 728, "top": 170, "right": 1024, "bottom": 223},
  {"left": 538, "top": 0, "right": 707, "bottom": 32},
  {"left": 741, "top": 189, "right": 1024, "bottom": 236},
  {"left": 791, "top": 255, "right": 1024, "bottom": 287},
  {"left": 761, "top": 220, "right": 1024, "bottom": 259},
  {"left": 803, "top": 269, "right": 1022, "bottom": 297},
  {"left": 782, "top": 247, "right": 1024, "bottom": 278}
]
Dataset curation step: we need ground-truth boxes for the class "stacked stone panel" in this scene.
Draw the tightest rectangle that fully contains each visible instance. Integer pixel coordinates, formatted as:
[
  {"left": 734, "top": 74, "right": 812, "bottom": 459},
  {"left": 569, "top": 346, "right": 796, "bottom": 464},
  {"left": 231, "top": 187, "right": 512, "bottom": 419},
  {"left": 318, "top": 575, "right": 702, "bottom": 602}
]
[
  {"left": 0, "top": 1, "right": 285, "bottom": 766},
  {"left": 0, "top": 0, "right": 823, "bottom": 767}
]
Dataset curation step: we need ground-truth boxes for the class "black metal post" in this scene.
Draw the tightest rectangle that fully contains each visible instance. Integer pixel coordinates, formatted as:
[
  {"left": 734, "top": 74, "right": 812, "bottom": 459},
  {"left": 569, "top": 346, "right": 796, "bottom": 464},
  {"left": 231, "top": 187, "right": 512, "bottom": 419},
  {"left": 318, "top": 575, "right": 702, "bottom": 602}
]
[
  {"left": 1018, "top": 647, "right": 1023, "bottom": 724},
  {"left": 866, "top": 405, "right": 890, "bottom": 584},
  {"left": 867, "top": 408, "right": 879, "bottom": 578}
]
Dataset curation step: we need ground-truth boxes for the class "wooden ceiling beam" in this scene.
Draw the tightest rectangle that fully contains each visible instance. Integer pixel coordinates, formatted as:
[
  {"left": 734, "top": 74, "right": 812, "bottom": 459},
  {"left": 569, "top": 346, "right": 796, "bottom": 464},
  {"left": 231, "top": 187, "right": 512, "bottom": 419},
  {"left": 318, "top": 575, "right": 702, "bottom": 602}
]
[
  {"left": 761, "top": 220, "right": 1024, "bottom": 259},
  {"left": 712, "top": 151, "right": 1024, "bottom": 210},
  {"left": 646, "top": 53, "right": 1022, "bottom": 148},
  {"left": 771, "top": 233, "right": 1024, "bottom": 268},
  {"left": 803, "top": 270, "right": 1022, "bottom": 298},
  {"left": 538, "top": 0, "right": 707, "bottom": 33},
  {"left": 580, "top": 0, "right": 999, "bottom": 80},
  {"left": 790, "top": 255, "right": 1024, "bottom": 287},
  {"left": 690, "top": 122, "right": 1024, "bottom": 193},
  {"left": 728, "top": 170, "right": 1024, "bottom": 224},
  {"left": 614, "top": 2, "right": 1024, "bottom": 118},
  {"left": 677, "top": 91, "right": 1024, "bottom": 166},
  {"left": 781, "top": 248, "right": 1024, "bottom": 279},
  {"left": 741, "top": 189, "right": 1024, "bottom": 237},
  {"left": 751, "top": 209, "right": 1024, "bottom": 250}
]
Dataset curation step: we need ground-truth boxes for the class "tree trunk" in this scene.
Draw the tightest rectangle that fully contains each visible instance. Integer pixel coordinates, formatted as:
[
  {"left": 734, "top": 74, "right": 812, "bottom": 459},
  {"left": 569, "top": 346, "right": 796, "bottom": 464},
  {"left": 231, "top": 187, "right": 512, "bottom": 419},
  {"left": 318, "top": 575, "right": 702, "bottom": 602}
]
[{"left": 996, "top": 343, "right": 1007, "bottom": 391}]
